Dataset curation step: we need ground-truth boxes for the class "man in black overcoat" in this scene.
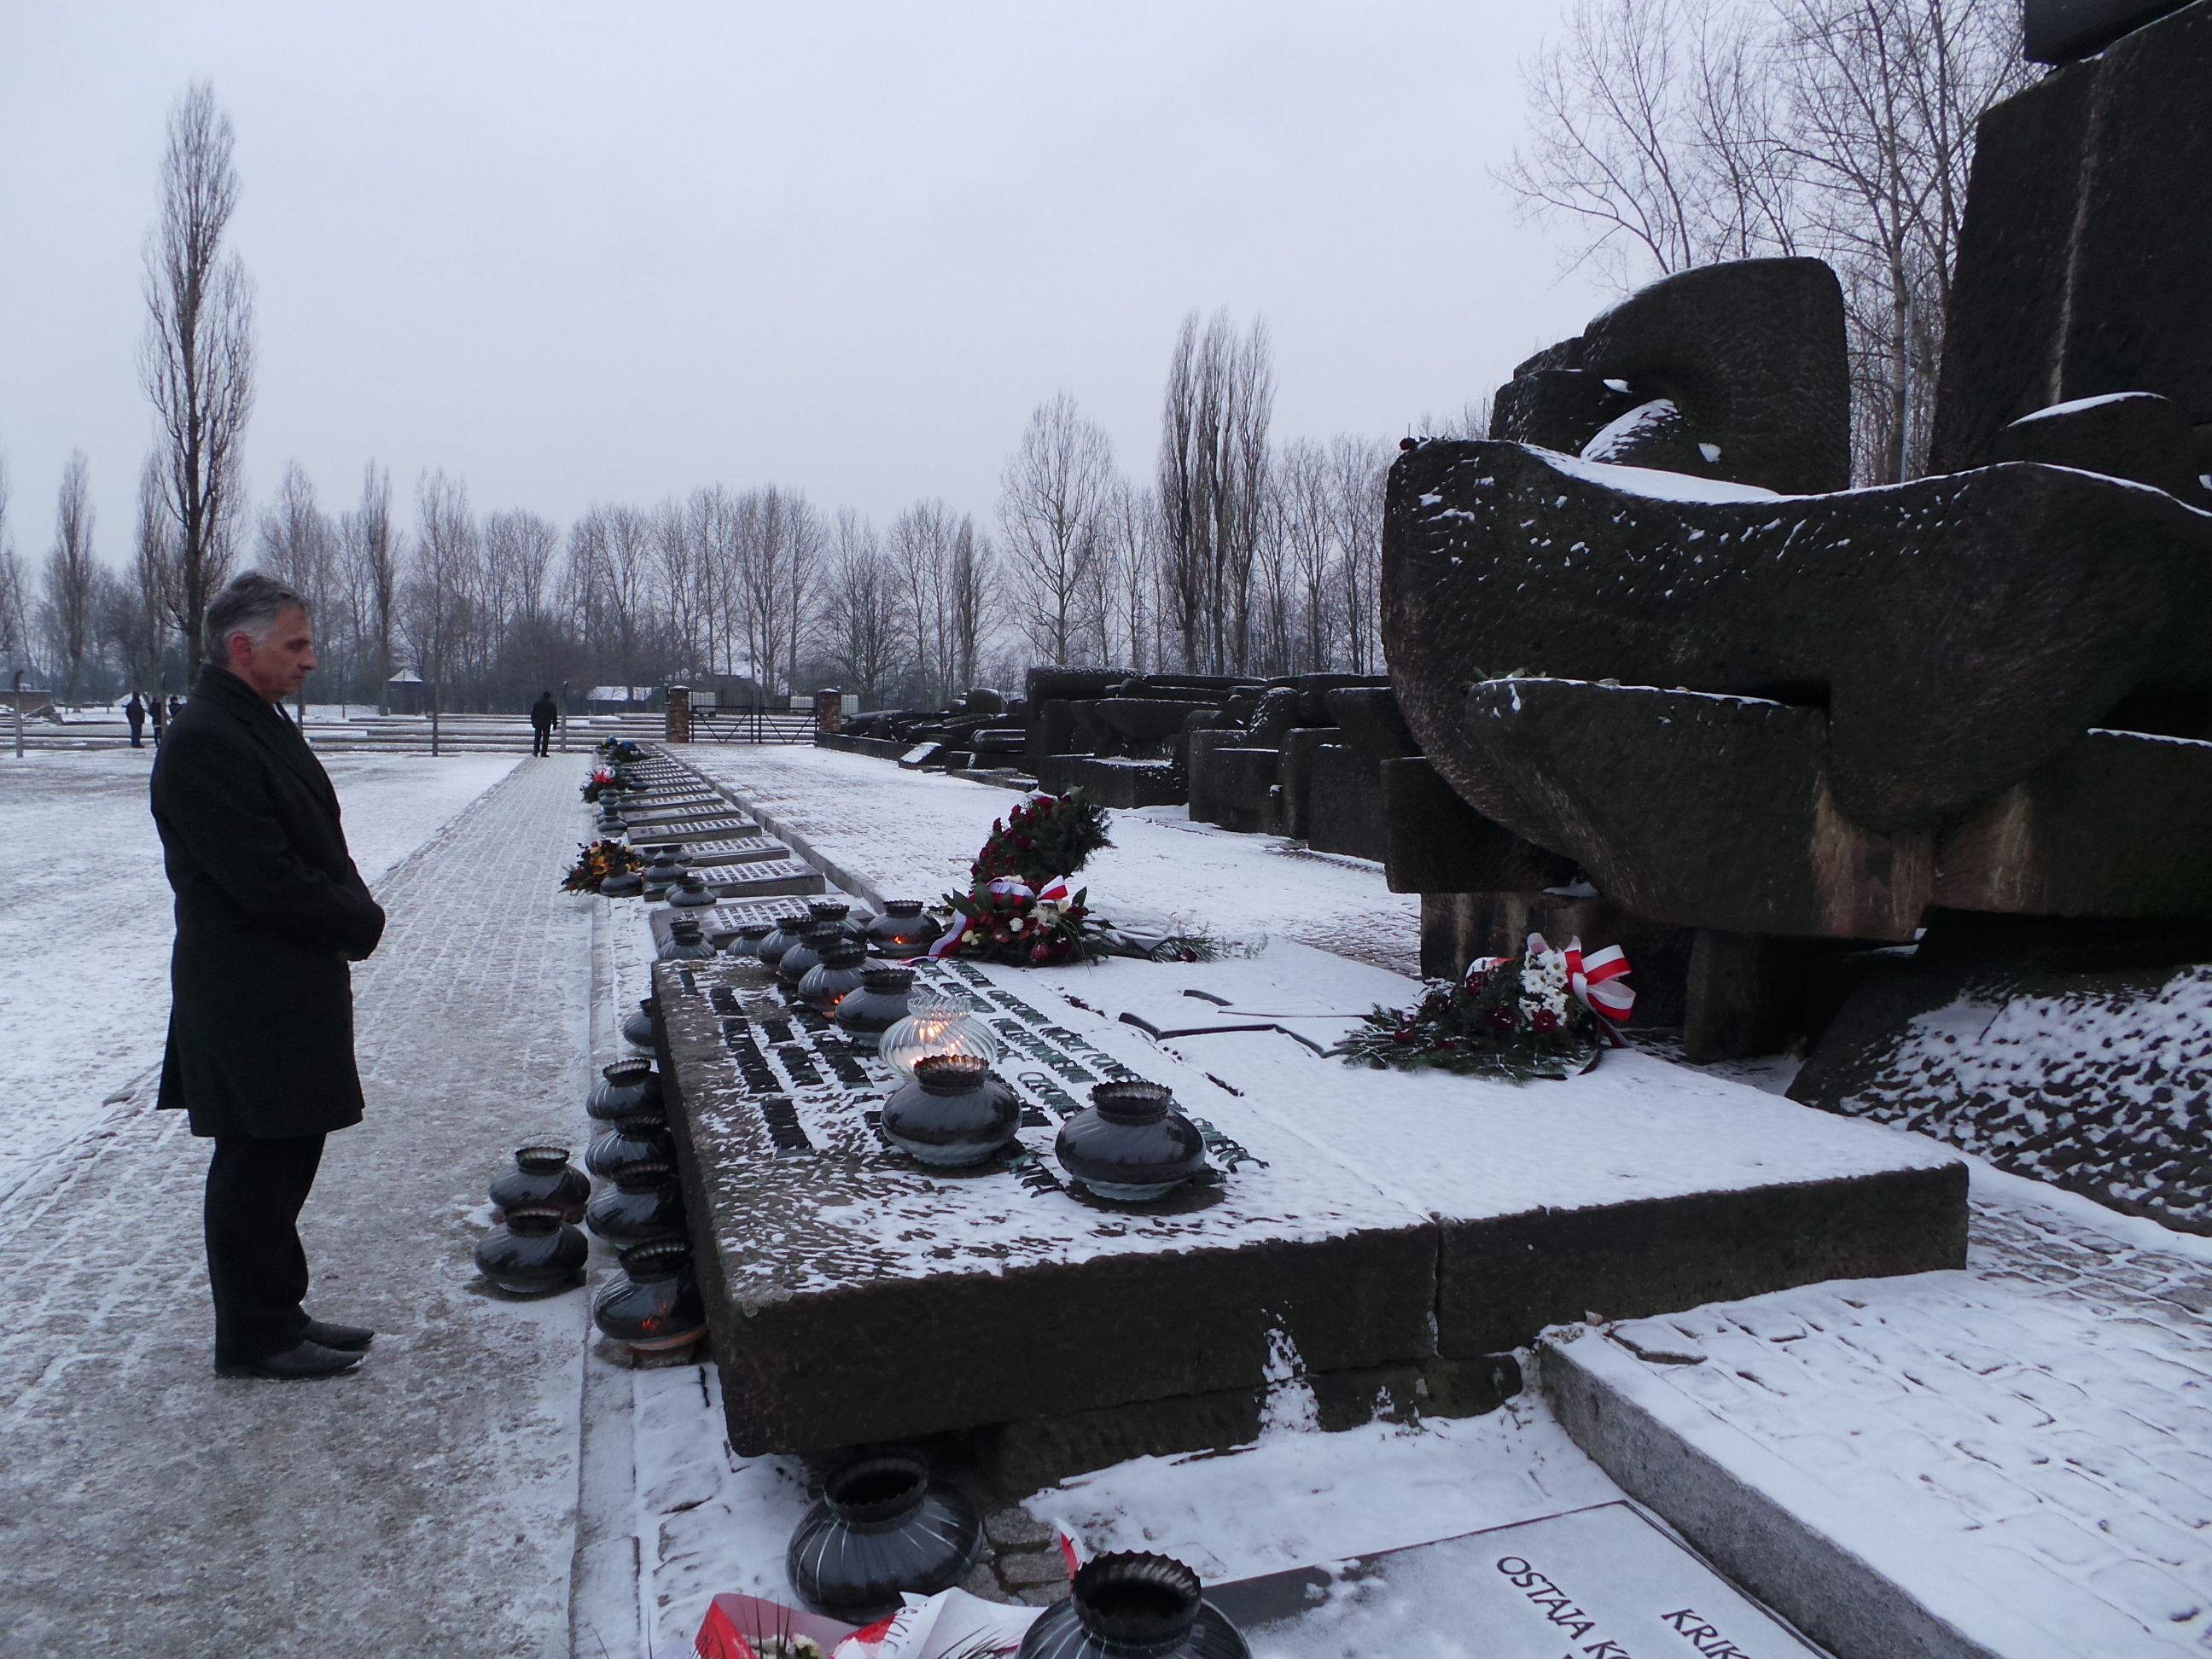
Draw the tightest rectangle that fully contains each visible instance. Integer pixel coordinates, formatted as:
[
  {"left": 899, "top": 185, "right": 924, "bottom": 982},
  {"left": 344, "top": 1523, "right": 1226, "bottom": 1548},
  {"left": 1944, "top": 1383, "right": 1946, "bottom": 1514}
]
[
  {"left": 529, "top": 690, "right": 557, "bottom": 757},
  {"left": 151, "top": 572, "right": 387, "bottom": 1380},
  {"left": 124, "top": 692, "right": 145, "bottom": 748}
]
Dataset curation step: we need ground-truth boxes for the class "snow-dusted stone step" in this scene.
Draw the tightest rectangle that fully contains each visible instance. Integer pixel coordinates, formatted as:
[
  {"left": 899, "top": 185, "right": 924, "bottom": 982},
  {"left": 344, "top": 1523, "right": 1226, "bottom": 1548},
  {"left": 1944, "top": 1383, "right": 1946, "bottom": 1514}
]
[
  {"left": 1541, "top": 1193, "right": 2212, "bottom": 1659},
  {"left": 655, "top": 948, "right": 1965, "bottom": 1472}
]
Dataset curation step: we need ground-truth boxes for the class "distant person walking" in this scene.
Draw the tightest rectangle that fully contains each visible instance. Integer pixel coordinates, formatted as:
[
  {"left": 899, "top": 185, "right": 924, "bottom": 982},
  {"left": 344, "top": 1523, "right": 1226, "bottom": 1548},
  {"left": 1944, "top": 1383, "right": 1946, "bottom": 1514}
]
[
  {"left": 148, "top": 695, "right": 166, "bottom": 746},
  {"left": 125, "top": 693, "right": 146, "bottom": 748},
  {"left": 529, "top": 690, "right": 557, "bottom": 757},
  {"left": 168, "top": 695, "right": 183, "bottom": 725},
  {"left": 150, "top": 572, "right": 387, "bottom": 1382}
]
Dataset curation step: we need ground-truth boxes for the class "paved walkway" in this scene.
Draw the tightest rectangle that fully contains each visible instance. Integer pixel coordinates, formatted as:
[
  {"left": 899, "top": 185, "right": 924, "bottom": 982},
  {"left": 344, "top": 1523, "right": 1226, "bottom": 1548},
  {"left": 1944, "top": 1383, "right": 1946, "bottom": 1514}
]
[
  {"left": 1582, "top": 1179, "right": 2212, "bottom": 1655},
  {"left": 0, "top": 758, "right": 598, "bottom": 1658}
]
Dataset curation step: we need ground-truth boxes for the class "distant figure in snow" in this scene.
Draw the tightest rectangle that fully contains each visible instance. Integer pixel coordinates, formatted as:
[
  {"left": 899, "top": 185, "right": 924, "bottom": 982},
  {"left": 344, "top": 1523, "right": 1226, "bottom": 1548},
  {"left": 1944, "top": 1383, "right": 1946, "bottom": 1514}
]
[
  {"left": 125, "top": 693, "right": 146, "bottom": 748},
  {"left": 168, "top": 695, "right": 183, "bottom": 725},
  {"left": 149, "top": 695, "right": 166, "bottom": 745},
  {"left": 529, "top": 690, "right": 557, "bottom": 757},
  {"left": 150, "top": 572, "right": 387, "bottom": 1382}
]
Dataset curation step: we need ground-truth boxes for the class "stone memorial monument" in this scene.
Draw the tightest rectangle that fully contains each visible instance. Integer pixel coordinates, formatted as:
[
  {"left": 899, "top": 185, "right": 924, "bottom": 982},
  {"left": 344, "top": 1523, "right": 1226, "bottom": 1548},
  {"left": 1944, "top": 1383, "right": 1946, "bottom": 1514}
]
[{"left": 1381, "top": 0, "right": 2212, "bottom": 1218}]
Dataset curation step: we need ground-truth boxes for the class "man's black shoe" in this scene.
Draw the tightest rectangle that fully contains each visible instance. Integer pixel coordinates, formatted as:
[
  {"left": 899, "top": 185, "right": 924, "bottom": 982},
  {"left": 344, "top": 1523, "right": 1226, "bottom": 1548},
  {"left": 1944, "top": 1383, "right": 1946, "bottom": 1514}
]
[
  {"left": 216, "top": 1341, "right": 363, "bottom": 1381},
  {"left": 303, "top": 1319, "right": 375, "bottom": 1351}
]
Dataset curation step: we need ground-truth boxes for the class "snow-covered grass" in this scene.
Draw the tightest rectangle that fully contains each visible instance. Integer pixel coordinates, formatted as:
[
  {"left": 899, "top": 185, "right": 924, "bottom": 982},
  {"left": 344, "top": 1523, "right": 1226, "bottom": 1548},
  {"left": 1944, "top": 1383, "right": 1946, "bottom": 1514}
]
[{"left": 0, "top": 748, "right": 521, "bottom": 1204}]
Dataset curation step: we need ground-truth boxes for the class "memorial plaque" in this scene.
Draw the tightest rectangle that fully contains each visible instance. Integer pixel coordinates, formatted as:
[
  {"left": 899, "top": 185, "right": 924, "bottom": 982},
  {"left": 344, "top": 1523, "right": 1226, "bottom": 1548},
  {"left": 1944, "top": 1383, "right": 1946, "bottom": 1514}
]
[
  {"left": 649, "top": 898, "right": 813, "bottom": 951},
  {"left": 1216, "top": 1503, "right": 1819, "bottom": 1659},
  {"left": 633, "top": 815, "right": 758, "bottom": 840},
  {"left": 680, "top": 839, "right": 795, "bottom": 868},
  {"left": 706, "top": 858, "right": 824, "bottom": 899}
]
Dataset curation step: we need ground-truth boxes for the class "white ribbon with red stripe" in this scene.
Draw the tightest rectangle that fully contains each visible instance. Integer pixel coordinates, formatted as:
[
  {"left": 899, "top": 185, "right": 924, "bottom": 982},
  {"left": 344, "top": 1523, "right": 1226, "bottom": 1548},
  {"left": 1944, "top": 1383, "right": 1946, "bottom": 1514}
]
[{"left": 1563, "top": 934, "right": 1634, "bottom": 1045}]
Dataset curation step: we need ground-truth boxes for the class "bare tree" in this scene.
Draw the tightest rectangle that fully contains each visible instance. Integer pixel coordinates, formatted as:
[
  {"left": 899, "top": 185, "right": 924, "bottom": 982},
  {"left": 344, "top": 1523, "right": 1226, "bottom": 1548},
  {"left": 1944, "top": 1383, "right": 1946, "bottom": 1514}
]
[
  {"left": 1327, "top": 436, "right": 1389, "bottom": 674},
  {"left": 341, "top": 464, "right": 401, "bottom": 710},
  {"left": 1100, "top": 481, "right": 1162, "bottom": 672},
  {"left": 258, "top": 463, "right": 339, "bottom": 716},
  {"left": 1773, "top": 0, "right": 2027, "bottom": 479},
  {"left": 402, "top": 472, "right": 479, "bottom": 748},
  {"left": 816, "top": 509, "right": 899, "bottom": 703},
  {"left": 888, "top": 501, "right": 987, "bottom": 707},
  {"left": 142, "top": 82, "right": 254, "bottom": 661},
  {"left": 0, "top": 452, "right": 28, "bottom": 679},
  {"left": 1158, "top": 311, "right": 1274, "bottom": 673},
  {"left": 998, "top": 393, "right": 1115, "bottom": 663},
  {"left": 42, "top": 453, "right": 99, "bottom": 702}
]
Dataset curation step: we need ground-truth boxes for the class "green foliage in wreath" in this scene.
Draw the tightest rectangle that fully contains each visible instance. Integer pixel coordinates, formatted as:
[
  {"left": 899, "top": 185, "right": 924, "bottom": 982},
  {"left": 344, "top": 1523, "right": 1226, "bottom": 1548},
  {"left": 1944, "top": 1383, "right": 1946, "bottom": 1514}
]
[{"left": 1337, "top": 941, "right": 1601, "bottom": 1083}]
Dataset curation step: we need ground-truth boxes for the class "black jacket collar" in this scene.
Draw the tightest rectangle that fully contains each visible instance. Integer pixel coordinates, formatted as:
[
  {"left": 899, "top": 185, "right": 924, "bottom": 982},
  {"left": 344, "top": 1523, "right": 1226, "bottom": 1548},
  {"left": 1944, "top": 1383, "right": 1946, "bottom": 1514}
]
[{"left": 193, "top": 664, "right": 337, "bottom": 811}]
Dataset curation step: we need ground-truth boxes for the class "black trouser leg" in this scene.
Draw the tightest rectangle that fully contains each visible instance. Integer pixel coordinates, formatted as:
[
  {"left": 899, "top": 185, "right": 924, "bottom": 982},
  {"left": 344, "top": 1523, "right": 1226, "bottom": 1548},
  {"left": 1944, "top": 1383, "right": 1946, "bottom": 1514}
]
[{"left": 205, "top": 1133, "right": 327, "bottom": 1364}]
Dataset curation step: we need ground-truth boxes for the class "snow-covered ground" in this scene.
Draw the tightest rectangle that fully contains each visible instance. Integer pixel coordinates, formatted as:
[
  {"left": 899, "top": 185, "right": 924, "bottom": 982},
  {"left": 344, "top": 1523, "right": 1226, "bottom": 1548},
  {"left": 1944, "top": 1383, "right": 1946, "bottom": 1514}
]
[
  {"left": 683, "top": 744, "right": 1424, "bottom": 975},
  {"left": 14, "top": 737, "right": 2212, "bottom": 1658},
  {"left": 0, "top": 748, "right": 520, "bottom": 1204}
]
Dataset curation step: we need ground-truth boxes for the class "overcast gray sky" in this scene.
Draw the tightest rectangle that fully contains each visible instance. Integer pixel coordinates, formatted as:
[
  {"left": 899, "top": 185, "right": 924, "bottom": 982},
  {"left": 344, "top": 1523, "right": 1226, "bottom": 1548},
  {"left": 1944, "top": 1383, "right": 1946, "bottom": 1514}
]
[{"left": 0, "top": 0, "right": 1612, "bottom": 567}]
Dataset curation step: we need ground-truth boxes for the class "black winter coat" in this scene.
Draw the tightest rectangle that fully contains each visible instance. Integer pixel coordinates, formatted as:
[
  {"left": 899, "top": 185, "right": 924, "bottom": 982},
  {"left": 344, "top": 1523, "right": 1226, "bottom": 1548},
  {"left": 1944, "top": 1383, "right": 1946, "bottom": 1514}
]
[{"left": 152, "top": 665, "right": 387, "bottom": 1138}]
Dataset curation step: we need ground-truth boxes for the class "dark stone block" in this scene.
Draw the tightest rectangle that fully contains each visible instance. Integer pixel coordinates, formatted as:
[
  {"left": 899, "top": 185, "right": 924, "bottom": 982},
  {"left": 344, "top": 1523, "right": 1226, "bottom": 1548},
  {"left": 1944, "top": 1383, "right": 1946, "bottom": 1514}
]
[
  {"left": 1092, "top": 699, "right": 1215, "bottom": 758},
  {"left": 726, "top": 1228, "right": 1438, "bottom": 1455},
  {"left": 1057, "top": 756, "right": 1187, "bottom": 809},
  {"left": 1379, "top": 757, "right": 1574, "bottom": 896},
  {"left": 1024, "top": 668, "right": 1132, "bottom": 707},
  {"left": 1029, "top": 700, "right": 1078, "bottom": 765},
  {"left": 1383, "top": 440, "right": 2212, "bottom": 836},
  {"left": 1278, "top": 728, "right": 1330, "bottom": 840},
  {"left": 652, "top": 958, "right": 1445, "bottom": 1455},
  {"left": 1489, "top": 369, "right": 1644, "bottom": 457},
  {"left": 1452, "top": 679, "right": 1932, "bottom": 939},
  {"left": 1306, "top": 747, "right": 1388, "bottom": 862},
  {"left": 1933, "top": 728, "right": 2212, "bottom": 918},
  {"left": 1247, "top": 687, "right": 1301, "bottom": 748},
  {"left": 1435, "top": 1162, "right": 1970, "bottom": 1358},
  {"left": 1994, "top": 391, "right": 2206, "bottom": 502},
  {"left": 1321, "top": 687, "right": 1419, "bottom": 773},
  {"left": 1290, "top": 673, "right": 1388, "bottom": 725},
  {"left": 1578, "top": 397, "right": 1721, "bottom": 480},
  {"left": 1918, "top": 61, "right": 2090, "bottom": 467},
  {"left": 1189, "top": 734, "right": 1282, "bottom": 834},
  {"left": 1684, "top": 930, "right": 1828, "bottom": 1062},
  {"left": 1935, "top": 3, "right": 2212, "bottom": 465},
  {"left": 2027, "top": 0, "right": 2193, "bottom": 60},
  {"left": 2065, "top": 3, "right": 2212, "bottom": 425},
  {"left": 1575, "top": 258, "right": 1852, "bottom": 494}
]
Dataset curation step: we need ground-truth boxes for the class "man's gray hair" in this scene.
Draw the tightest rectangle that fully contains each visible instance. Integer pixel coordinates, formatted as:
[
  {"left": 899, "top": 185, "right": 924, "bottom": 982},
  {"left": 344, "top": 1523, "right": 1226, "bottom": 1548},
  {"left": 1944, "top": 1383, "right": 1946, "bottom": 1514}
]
[{"left": 205, "top": 572, "right": 311, "bottom": 665}]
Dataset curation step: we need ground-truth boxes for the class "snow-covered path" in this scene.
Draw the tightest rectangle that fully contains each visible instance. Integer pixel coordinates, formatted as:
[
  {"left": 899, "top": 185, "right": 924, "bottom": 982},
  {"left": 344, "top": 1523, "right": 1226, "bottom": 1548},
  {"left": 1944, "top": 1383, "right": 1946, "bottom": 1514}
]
[
  {"left": 683, "top": 745, "right": 1424, "bottom": 975},
  {"left": 0, "top": 756, "right": 591, "bottom": 1659},
  {"left": 0, "top": 748, "right": 520, "bottom": 1206}
]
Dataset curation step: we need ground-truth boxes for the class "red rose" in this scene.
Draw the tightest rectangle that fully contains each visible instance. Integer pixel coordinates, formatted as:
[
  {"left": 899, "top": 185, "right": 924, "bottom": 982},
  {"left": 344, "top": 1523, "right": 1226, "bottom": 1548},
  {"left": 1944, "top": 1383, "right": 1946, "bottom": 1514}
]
[
  {"left": 1390, "top": 1027, "right": 1418, "bottom": 1045},
  {"left": 1530, "top": 1009, "right": 1560, "bottom": 1033},
  {"left": 1484, "top": 1006, "right": 1517, "bottom": 1032}
]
